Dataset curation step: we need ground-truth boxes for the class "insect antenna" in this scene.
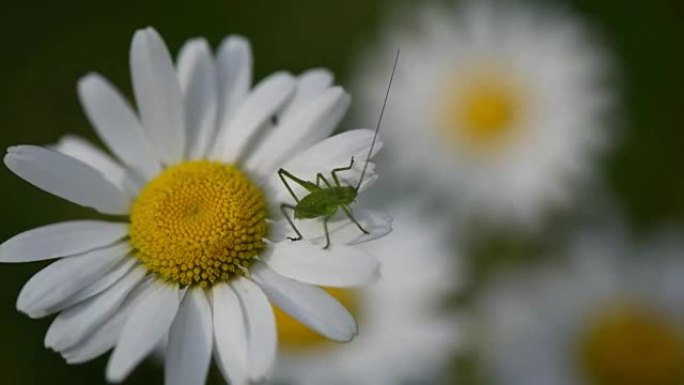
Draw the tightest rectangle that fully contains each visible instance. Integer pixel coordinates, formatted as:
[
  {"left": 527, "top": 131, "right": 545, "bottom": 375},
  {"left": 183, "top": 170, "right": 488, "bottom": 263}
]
[{"left": 356, "top": 48, "right": 400, "bottom": 191}]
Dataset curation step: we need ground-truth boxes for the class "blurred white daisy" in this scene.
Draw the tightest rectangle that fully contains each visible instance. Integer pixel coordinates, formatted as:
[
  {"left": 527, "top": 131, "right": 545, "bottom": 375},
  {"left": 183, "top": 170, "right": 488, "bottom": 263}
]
[
  {"left": 0, "top": 27, "right": 391, "bottom": 384},
  {"left": 477, "top": 227, "right": 684, "bottom": 385},
  {"left": 352, "top": 0, "right": 614, "bottom": 227},
  {"left": 272, "top": 203, "right": 463, "bottom": 385}
]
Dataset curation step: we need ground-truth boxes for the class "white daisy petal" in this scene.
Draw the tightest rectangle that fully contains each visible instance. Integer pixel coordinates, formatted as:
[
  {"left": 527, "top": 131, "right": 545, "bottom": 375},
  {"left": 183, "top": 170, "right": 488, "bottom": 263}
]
[
  {"left": 50, "top": 258, "right": 138, "bottom": 314},
  {"left": 280, "top": 210, "right": 393, "bottom": 246},
  {"left": 253, "top": 265, "right": 357, "bottom": 342},
  {"left": 106, "top": 282, "right": 180, "bottom": 383},
  {"left": 211, "top": 72, "right": 296, "bottom": 162},
  {"left": 130, "top": 27, "right": 186, "bottom": 165},
  {"left": 45, "top": 266, "right": 145, "bottom": 352},
  {"left": 265, "top": 242, "right": 379, "bottom": 287},
  {"left": 212, "top": 283, "right": 249, "bottom": 385},
  {"left": 62, "top": 278, "right": 153, "bottom": 364},
  {"left": 0, "top": 220, "right": 127, "bottom": 263},
  {"left": 165, "top": 288, "right": 213, "bottom": 385},
  {"left": 4, "top": 145, "right": 131, "bottom": 215},
  {"left": 231, "top": 277, "right": 277, "bottom": 382},
  {"left": 17, "top": 242, "right": 129, "bottom": 318},
  {"left": 271, "top": 203, "right": 459, "bottom": 385},
  {"left": 77, "top": 73, "right": 161, "bottom": 180},
  {"left": 279, "top": 68, "right": 334, "bottom": 121},
  {"left": 176, "top": 38, "right": 219, "bottom": 159},
  {"left": 35, "top": 258, "right": 137, "bottom": 319},
  {"left": 281, "top": 129, "right": 379, "bottom": 173},
  {"left": 271, "top": 129, "right": 381, "bottom": 200},
  {"left": 53, "top": 135, "right": 136, "bottom": 194},
  {"left": 247, "top": 87, "right": 351, "bottom": 176},
  {"left": 216, "top": 35, "right": 252, "bottom": 139}
]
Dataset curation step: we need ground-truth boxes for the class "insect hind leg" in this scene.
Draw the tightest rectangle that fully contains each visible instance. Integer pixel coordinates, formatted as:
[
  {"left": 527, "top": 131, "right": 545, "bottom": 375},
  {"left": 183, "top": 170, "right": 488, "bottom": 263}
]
[
  {"left": 342, "top": 205, "right": 370, "bottom": 235},
  {"left": 280, "top": 204, "right": 303, "bottom": 242}
]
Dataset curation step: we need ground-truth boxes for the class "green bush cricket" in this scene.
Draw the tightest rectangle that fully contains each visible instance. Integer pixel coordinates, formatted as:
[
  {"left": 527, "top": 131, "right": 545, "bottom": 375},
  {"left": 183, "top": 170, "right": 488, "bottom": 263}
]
[{"left": 278, "top": 50, "right": 399, "bottom": 249}]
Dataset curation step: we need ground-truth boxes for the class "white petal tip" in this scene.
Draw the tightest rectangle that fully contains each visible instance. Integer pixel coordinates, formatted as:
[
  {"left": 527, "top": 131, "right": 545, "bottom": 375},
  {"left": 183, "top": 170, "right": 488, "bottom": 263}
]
[
  {"left": 106, "top": 359, "right": 130, "bottom": 383},
  {"left": 221, "top": 34, "right": 250, "bottom": 50}
]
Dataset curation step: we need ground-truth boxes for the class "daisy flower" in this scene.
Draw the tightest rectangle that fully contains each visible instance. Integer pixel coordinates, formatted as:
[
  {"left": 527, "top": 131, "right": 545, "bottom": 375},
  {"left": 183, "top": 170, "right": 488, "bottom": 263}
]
[
  {"left": 352, "top": 0, "right": 615, "bottom": 227},
  {"left": 0, "top": 27, "right": 391, "bottom": 384},
  {"left": 271, "top": 203, "right": 463, "bottom": 385},
  {"left": 476, "top": 227, "right": 684, "bottom": 385}
]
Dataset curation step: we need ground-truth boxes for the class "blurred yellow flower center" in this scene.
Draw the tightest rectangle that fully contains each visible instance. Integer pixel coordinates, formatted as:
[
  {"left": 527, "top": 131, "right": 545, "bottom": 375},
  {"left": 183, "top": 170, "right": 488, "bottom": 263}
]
[
  {"left": 579, "top": 305, "right": 684, "bottom": 385},
  {"left": 275, "top": 288, "right": 358, "bottom": 351},
  {"left": 129, "top": 161, "right": 268, "bottom": 288},
  {"left": 438, "top": 70, "right": 524, "bottom": 153}
]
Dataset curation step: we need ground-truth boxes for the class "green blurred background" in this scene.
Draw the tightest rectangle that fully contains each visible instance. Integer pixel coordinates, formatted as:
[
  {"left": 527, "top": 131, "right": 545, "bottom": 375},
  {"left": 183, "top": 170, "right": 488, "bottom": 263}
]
[{"left": 0, "top": 0, "right": 682, "bottom": 384}]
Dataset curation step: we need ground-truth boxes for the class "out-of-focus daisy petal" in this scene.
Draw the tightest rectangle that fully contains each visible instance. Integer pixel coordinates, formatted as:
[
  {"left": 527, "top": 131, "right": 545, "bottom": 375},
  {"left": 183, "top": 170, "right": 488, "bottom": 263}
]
[
  {"left": 352, "top": 0, "right": 614, "bottom": 228},
  {"left": 130, "top": 27, "right": 186, "bottom": 165}
]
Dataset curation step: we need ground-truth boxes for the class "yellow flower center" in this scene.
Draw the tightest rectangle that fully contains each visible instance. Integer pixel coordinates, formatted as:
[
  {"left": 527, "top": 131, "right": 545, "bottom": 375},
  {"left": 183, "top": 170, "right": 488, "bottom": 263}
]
[
  {"left": 129, "top": 161, "right": 268, "bottom": 288},
  {"left": 579, "top": 305, "right": 684, "bottom": 385},
  {"left": 438, "top": 69, "right": 526, "bottom": 154},
  {"left": 275, "top": 288, "right": 358, "bottom": 351}
]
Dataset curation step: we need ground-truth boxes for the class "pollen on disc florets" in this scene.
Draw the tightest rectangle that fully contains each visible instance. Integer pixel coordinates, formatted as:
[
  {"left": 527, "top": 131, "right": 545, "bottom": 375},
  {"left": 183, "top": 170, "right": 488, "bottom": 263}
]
[{"left": 129, "top": 161, "right": 268, "bottom": 288}]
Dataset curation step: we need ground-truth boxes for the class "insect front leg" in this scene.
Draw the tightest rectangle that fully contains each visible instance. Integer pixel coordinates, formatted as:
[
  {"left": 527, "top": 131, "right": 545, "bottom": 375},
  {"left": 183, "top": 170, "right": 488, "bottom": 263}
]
[
  {"left": 280, "top": 204, "right": 303, "bottom": 242},
  {"left": 315, "top": 173, "right": 333, "bottom": 188},
  {"left": 331, "top": 157, "right": 355, "bottom": 187},
  {"left": 322, "top": 215, "right": 333, "bottom": 250},
  {"left": 342, "top": 205, "right": 370, "bottom": 235}
]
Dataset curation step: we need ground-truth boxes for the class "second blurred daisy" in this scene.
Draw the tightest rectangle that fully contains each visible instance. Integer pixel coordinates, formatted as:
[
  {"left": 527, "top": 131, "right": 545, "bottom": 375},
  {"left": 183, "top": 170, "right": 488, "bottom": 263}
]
[
  {"left": 477, "top": 227, "right": 684, "bottom": 385},
  {"left": 273, "top": 203, "right": 464, "bottom": 385},
  {"left": 353, "top": 0, "right": 615, "bottom": 228}
]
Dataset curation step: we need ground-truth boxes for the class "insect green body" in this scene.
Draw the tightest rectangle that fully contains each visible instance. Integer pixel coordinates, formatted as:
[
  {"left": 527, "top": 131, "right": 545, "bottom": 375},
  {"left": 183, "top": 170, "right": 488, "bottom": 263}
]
[
  {"left": 279, "top": 157, "right": 368, "bottom": 249},
  {"left": 278, "top": 49, "right": 399, "bottom": 249},
  {"left": 295, "top": 186, "right": 357, "bottom": 219}
]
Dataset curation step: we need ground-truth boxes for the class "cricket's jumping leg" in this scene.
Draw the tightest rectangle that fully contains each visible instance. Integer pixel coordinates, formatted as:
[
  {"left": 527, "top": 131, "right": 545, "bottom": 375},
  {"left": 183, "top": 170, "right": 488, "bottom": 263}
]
[
  {"left": 342, "top": 205, "right": 369, "bottom": 235},
  {"left": 280, "top": 204, "right": 303, "bottom": 242},
  {"left": 331, "top": 157, "right": 355, "bottom": 187},
  {"left": 278, "top": 169, "right": 302, "bottom": 203}
]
